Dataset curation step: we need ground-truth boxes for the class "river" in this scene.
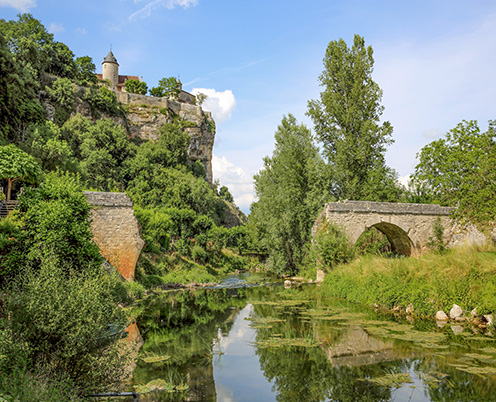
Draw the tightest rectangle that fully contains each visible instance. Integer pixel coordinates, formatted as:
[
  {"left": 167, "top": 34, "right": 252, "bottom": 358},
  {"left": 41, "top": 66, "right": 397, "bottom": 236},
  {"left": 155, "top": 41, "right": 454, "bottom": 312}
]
[{"left": 126, "top": 275, "right": 496, "bottom": 401}]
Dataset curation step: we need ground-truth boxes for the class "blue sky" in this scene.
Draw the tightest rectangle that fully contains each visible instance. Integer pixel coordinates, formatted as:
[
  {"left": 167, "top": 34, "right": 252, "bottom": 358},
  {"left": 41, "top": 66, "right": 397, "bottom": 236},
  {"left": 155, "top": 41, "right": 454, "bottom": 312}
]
[{"left": 2, "top": 0, "right": 496, "bottom": 212}]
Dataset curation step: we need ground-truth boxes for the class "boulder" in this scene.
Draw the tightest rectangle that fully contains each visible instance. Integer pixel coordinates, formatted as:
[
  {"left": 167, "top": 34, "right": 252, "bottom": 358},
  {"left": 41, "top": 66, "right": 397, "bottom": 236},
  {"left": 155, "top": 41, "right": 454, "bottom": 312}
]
[
  {"left": 436, "top": 310, "right": 449, "bottom": 321},
  {"left": 450, "top": 325, "right": 464, "bottom": 335},
  {"left": 484, "top": 314, "right": 494, "bottom": 327},
  {"left": 449, "top": 304, "right": 463, "bottom": 320}
]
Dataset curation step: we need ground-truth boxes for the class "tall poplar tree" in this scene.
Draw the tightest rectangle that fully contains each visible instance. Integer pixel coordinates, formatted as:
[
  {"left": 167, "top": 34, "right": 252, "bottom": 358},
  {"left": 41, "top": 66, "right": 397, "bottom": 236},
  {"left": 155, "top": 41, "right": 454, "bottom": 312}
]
[
  {"left": 250, "top": 114, "right": 329, "bottom": 275},
  {"left": 307, "top": 34, "right": 399, "bottom": 201}
]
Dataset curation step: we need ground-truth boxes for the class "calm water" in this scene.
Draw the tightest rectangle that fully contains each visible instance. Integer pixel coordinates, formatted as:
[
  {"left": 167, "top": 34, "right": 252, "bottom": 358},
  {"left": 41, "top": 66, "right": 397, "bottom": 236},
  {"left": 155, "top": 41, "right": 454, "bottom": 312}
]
[{"left": 129, "top": 277, "right": 496, "bottom": 401}]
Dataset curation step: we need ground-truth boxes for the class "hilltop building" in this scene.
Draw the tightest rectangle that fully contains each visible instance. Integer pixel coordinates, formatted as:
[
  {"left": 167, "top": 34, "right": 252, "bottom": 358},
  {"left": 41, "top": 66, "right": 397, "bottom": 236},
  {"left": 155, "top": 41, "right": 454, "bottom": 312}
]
[{"left": 95, "top": 50, "right": 141, "bottom": 92}]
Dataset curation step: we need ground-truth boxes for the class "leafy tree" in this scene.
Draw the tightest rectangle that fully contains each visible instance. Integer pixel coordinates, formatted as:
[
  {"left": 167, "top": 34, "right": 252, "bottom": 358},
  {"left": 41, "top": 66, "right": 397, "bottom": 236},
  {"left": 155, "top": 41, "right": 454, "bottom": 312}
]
[
  {"left": 219, "top": 185, "right": 234, "bottom": 203},
  {"left": 61, "top": 115, "right": 136, "bottom": 191},
  {"left": 0, "top": 33, "right": 44, "bottom": 143},
  {"left": 22, "top": 121, "right": 72, "bottom": 171},
  {"left": 0, "top": 14, "right": 76, "bottom": 80},
  {"left": 75, "top": 55, "right": 97, "bottom": 85},
  {"left": 307, "top": 34, "right": 397, "bottom": 201},
  {"left": 45, "top": 77, "right": 75, "bottom": 124},
  {"left": 16, "top": 171, "right": 102, "bottom": 271},
  {"left": 125, "top": 79, "right": 148, "bottom": 95},
  {"left": 150, "top": 77, "right": 180, "bottom": 98},
  {"left": 250, "top": 114, "right": 329, "bottom": 275},
  {"left": 0, "top": 144, "right": 42, "bottom": 200},
  {"left": 413, "top": 119, "right": 496, "bottom": 226}
]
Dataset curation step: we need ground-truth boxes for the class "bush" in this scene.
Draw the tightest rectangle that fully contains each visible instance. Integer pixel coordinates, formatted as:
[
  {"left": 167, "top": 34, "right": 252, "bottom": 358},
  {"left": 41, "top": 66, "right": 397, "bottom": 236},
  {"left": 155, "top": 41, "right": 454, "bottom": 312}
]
[
  {"left": 191, "top": 245, "right": 207, "bottom": 264},
  {"left": 313, "top": 220, "right": 354, "bottom": 271},
  {"left": 0, "top": 258, "right": 129, "bottom": 393}
]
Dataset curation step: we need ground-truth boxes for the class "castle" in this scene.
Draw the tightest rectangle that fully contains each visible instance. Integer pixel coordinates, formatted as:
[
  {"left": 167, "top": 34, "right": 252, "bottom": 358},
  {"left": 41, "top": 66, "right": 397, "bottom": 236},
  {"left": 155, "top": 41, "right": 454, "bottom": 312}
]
[{"left": 95, "top": 50, "right": 141, "bottom": 92}]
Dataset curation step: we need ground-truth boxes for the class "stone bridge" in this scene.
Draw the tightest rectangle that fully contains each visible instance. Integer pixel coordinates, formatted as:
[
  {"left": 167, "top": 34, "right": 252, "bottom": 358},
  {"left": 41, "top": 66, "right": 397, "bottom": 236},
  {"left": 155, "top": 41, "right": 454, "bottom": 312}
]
[
  {"left": 313, "top": 200, "right": 487, "bottom": 256},
  {"left": 84, "top": 191, "right": 144, "bottom": 281}
]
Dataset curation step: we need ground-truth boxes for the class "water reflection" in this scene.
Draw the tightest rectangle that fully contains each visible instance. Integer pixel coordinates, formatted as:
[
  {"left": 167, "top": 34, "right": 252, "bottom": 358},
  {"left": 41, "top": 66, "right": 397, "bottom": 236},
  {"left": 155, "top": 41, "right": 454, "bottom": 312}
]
[{"left": 131, "top": 284, "right": 496, "bottom": 401}]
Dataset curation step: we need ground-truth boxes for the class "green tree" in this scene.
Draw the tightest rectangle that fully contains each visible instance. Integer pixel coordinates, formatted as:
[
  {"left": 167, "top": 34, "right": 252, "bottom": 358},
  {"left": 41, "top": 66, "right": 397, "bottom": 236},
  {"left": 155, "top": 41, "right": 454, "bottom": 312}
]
[
  {"left": 0, "top": 33, "right": 44, "bottom": 143},
  {"left": 413, "top": 120, "right": 496, "bottom": 226},
  {"left": 219, "top": 185, "right": 234, "bottom": 203},
  {"left": 75, "top": 55, "right": 97, "bottom": 85},
  {"left": 150, "top": 77, "right": 180, "bottom": 98},
  {"left": 45, "top": 77, "right": 75, "bottom": 124},
  {"left": 125, "top": 79, "right": 148, "bottom": 95},
  {"left": 250, "top": 114, "right": 329, "bottom": 275},
  {"left": 307, "top": 34, "right": 397, "bottom": 201},
  {"left": 0, "top": 144, "right": 42, "bottom": 200},
  {"left": 22, "top": 121, "right": 72, "bottom": 171},
  {"left": 61, "top": 115, "right": 136, "bottom": 191}
]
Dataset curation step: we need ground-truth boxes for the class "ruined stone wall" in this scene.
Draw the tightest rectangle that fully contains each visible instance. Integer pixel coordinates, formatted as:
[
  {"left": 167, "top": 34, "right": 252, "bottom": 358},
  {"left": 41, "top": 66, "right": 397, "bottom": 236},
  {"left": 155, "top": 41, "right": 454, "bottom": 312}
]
[
  {"left": 314, "top": 200, "right": 488, "bottom": 255},
  {"left": 84, "top": 191, "right": 144, "bottom": 281}
]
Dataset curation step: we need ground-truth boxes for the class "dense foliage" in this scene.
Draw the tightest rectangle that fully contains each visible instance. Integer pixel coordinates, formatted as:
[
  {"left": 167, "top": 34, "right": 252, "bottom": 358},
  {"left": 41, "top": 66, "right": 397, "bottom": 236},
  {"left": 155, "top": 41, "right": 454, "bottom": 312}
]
[
  {"left": 250, "top": 114, "right": 328, "bottom": 275},
  {"left": 413, "top": 120, "right": 496, "bottom": 227}
]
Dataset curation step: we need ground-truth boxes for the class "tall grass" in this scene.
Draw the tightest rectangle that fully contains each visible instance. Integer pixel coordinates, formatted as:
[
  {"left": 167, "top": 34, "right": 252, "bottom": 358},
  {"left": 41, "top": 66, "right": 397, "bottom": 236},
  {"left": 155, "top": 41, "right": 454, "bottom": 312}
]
[{"left": 319, "top": 245, "right": 496, "bottom": 316}]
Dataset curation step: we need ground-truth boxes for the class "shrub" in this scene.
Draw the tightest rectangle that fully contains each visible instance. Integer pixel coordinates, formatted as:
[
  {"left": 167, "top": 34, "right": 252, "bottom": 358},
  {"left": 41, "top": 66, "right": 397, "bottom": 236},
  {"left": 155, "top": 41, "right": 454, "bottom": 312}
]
[
  {"left": 1, "top": 258, "right": 129, "bottom": 393},
  {"left": 313, "top": 220, "right": 354, "bottom": 271},
  {"left": 191, "top": 245, "right": 207, "bottom": 264}
]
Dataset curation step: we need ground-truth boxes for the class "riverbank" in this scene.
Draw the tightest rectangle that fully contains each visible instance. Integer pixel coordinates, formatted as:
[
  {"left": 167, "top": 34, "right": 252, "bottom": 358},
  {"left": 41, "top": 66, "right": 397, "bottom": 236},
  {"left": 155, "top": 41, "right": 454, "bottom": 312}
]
[{"left": 319, "top": 245, "right": 496, "bottom": 322}]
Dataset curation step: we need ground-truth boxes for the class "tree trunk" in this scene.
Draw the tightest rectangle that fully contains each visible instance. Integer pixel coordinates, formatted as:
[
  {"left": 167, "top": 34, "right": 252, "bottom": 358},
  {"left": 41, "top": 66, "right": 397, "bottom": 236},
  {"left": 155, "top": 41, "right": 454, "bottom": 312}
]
[{"left": 6, "top": 178, "right": 12, "bottom": 201}]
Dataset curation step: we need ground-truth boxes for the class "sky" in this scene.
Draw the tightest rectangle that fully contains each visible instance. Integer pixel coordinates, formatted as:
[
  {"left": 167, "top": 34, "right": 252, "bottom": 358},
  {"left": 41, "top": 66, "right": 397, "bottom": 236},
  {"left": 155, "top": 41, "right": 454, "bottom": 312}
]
[{"left": 2, "top": 0, "right": 496, "bottom": 213}]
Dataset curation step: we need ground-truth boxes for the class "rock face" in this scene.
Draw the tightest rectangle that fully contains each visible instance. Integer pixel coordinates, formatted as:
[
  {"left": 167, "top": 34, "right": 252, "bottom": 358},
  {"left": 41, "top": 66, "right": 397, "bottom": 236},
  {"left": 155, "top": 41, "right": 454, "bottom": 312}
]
[
  {"left": 70, "top": 89, "right": 216, "bottom": 185},
  {"left": 116, "top": 92, "right": 215, "bottom": 184},
  {"left": 84, "top": 191, "right": 144, "bottom": 281}
]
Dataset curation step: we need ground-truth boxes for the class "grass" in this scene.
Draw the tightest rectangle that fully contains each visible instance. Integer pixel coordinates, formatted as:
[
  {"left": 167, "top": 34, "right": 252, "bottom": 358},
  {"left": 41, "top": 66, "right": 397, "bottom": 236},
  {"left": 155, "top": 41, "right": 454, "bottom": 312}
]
[{"left": 319, "top": 244, "right": 496, "bottom": 316}]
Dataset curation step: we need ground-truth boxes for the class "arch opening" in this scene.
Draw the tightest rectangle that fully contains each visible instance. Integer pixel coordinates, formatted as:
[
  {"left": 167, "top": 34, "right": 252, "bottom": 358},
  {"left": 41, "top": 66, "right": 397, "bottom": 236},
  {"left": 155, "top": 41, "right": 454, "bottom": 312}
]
[{"left": 355, "top": 222, "right": 413, "bottom": 256}]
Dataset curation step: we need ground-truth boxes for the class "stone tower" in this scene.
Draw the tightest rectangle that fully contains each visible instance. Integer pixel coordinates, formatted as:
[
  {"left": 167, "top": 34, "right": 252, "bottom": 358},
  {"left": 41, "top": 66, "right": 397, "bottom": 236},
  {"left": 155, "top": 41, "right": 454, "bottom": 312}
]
[{"left": 102, "top": 50, "right": 119, "bottom": 89}]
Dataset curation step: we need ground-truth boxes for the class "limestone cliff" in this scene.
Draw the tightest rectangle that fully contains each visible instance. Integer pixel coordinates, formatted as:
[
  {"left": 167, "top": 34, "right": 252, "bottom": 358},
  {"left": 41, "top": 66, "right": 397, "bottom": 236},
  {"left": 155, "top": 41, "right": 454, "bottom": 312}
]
[
  {"left": 118, "top": 92, "right": 215, "bottom": 184},
  {"left": 71, "top": 89, "right": 215, "bottom": 184}
]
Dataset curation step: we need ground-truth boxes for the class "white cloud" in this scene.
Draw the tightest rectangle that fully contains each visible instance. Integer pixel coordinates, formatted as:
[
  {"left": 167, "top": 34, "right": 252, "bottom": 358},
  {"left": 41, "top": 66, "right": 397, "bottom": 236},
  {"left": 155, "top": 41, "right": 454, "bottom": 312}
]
[
  {"left": 422, "top": 128, "right": 442, "bottom": 139},
  {"left": 129, "top": 0, "right": 198, "bottom": 21},
  {"left": 75, "top": 27, "right": 87, "bottom": 35},
  {"left": 48, "top": 23, "right": 64, "bottom": 33},
  {"left": 0, "top": 0, "right": 35, "bottom": 12},
  {"left": 398, "top": 175, "right": 411, "bottom": 188},
  {"left": 191, "top": 88, "right": 236, "bottom": 123},
  {"left": 212, "top": 155, "right": 254, "bottom": 212}
]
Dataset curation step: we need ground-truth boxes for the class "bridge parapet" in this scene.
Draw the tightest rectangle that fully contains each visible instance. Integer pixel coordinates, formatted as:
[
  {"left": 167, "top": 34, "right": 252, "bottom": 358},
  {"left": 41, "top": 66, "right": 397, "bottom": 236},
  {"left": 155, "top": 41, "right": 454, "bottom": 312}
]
[{"left": 324, "top": 200, "right": 454, "bottom": 215}]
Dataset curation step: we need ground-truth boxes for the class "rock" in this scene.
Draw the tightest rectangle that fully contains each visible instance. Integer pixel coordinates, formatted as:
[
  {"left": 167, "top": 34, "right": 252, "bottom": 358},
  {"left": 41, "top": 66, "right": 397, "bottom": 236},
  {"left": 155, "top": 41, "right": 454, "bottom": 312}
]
[
  {"left": 436, "top": 320, "right": 447, "bottom": 328},
  {"left": 451, "top": 325, "right": 464, "bottom": 335},
  {"left": 484, "top": 314, "right": 494, "bottom": 327},
  {"left": 471, "top": 308, "right": 478, "bottom": 317},
  {"left": 449, "top": 304, "right": 463, "bottom": 320},
  {"left": 284, "top": 280, "right": 292, "bottom": 288},
  {"left": 405, "top": 303, "right": 414, "bottom": 315},
  {"left": 455, "top": 316, "right": 466, "bottom": 322},
  {"left": 308, "top": 279, "right": 313, "bottom": 283},
  {"left": 316, "top": 269, "right": 325, "bottom": 283},
  {"left": 436, "top": 311, "right": 449, "bottom": 321}
]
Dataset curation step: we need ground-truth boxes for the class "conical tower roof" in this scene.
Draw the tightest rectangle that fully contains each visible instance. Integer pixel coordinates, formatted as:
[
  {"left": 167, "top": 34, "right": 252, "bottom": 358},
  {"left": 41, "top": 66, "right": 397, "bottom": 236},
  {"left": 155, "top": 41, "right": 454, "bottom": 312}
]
[{"left": 103, "top": 50, "right": 118, "bottom": 65}]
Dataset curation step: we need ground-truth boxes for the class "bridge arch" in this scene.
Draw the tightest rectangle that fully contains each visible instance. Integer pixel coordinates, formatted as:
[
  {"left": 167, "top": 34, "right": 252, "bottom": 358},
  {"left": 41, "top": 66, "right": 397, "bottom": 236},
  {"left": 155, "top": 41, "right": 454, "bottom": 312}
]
[{"left": 355, "top": 221, "right": 414, "bottom": 256}]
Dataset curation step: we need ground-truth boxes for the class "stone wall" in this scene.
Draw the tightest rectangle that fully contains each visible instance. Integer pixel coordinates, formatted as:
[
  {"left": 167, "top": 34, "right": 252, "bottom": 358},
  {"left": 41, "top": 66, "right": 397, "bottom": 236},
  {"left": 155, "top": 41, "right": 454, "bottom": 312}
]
[
  {"left": 314, "top": 200, "right": 488, "bottom": 256},
  {"left": 84, "top": 191, "right": 144, "bottom": 281}
]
